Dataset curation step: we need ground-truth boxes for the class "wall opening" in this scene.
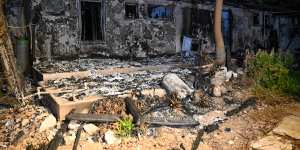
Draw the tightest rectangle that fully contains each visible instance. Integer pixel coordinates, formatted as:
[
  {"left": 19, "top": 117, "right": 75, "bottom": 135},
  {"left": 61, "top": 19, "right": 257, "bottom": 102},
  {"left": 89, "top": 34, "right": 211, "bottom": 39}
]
[
  {"left": 253, "top": 13, "right": 260, "bottom": 26},
  {"left": 80, "top": 1, "right": 104, "bottom": 41},
  {"left": 148, "top": 5, "right": 173, "bottom": 20},
  {"left": 125, "top": 3, "right": 139, "bottom": 19}
]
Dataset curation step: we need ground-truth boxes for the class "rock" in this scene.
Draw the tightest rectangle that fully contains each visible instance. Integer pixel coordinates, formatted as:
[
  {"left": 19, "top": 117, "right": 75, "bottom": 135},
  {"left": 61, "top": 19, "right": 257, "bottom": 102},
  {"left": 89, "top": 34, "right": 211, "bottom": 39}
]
[
  {"left": 224, "top": 128, "right": 231, "bottom": 132},
  {"left": 47, "top": 129, "right": 57, "bottom": 141},
  {"left": 39, "top": 114, "right": 57, "bottom": 132},
  {"left": 104, "top": 130, "right": 121, "bottom": 145},
  {"left": 273, "top": 115, "right": 300, "bottom": 139},
  {"left": 83, "top": 124, "right": 99, "bottom": 135},
  {"left": 63, "top": 130, "right": 76, "bottom": 145},
  {"left": 21, "top": 119, "right": 30, "bottom": 127},
  {"left": 251, "top": 135, "right": 293, "bottom": 150},
  {"left": 213, "top": 86, "right": 222, "bottom": 97},
  {"left": 161, "top": 73, "right": 193, "bottom": 99},
  {"left": 225, "top": 71, "right": 233, "bottom": 82},
  {"left": 212, "top": 85, "right": 227, "bottom": 97},
  {"left": 228, "top": 140, "right": 234, "bottom": 145},
  {"left": 68, "top": 121, "right": 80, "bottom": 130}
]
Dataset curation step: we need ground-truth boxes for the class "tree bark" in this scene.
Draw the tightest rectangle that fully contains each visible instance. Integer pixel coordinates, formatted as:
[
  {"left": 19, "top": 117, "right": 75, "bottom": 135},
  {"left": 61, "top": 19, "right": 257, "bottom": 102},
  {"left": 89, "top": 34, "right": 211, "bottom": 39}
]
[
  {"left": 214, "top": 0, "right": 226, "bottom": 65},
  {"left": 0, "top": 0, "right": 24, "bottom": 97}
]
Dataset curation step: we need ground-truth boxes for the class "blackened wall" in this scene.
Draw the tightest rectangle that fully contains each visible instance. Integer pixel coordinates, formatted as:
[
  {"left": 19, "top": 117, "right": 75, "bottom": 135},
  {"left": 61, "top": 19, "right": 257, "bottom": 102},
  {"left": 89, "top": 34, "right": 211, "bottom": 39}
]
[{"left": 6, "top": 0, "right": 274, "bottom": 59}]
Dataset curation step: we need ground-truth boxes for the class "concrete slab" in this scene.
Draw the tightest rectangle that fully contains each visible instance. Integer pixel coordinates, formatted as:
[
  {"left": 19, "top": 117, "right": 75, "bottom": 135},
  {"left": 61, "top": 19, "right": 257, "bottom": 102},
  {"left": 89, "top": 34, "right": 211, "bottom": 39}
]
[
  {"left": 251, "top": 135, "right": 293, "bottom": 150},
  {"left": 273, "top": 115, "right": 300, "bottom": 140},
  {"left": 42, "top": 87, "right": 102, "bottom": 121}
]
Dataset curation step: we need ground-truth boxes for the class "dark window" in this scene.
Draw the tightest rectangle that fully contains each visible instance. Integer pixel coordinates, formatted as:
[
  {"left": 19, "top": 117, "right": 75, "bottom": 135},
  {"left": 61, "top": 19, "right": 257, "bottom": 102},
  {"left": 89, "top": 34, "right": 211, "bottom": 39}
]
[
  {"left": 253, "top": 14, "right": 260, "bottom": 26},
  {"left": 81, "top": 1, "right": 104, "bottom": 41},
  {"left": 125, "top": 3, "right": 139, "bottom": 19},
  {"left": 148, "top": 5, "right": 173, "bottom": 20}
]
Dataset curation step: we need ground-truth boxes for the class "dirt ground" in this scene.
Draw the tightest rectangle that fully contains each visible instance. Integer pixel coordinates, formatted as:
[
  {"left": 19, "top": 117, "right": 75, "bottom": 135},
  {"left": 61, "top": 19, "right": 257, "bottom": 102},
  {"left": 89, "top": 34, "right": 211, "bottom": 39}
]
[
  {"left": 58, "top": 98, "right": 300, "bottom": 150},
  {"left": 1, "top": 90, "right": 300, "bottom": 150}
]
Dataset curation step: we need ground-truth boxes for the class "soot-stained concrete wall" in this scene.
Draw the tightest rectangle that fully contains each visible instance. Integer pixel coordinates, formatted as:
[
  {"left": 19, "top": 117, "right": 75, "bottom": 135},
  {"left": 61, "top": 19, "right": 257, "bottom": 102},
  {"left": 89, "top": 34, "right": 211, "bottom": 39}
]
[
  {"left": 29, "top": 0, "right": 268, "bottom": 59},
  {"left": 31, "top": 0, "right": 176, "bottom": 59}
]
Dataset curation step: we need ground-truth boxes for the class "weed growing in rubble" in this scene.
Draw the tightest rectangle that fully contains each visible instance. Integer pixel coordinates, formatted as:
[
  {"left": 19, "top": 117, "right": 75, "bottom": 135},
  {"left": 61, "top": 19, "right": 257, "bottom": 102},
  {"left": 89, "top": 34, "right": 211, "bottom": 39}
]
[
  {"left": 247, "top": 51, "right": 300, "bottom": 98},
  {"left": 116, "top": 116, "right": 134, "bottom": 137}
]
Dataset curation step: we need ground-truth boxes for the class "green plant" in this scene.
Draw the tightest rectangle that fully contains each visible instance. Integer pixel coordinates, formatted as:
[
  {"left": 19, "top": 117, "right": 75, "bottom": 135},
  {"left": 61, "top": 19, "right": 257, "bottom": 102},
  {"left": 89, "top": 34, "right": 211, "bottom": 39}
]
[
  {"left": 116, "top": 116, "right": 134, "bottom": 137},
  {"left": 247, "top": 51, "right": 300, "bottom": 97}
]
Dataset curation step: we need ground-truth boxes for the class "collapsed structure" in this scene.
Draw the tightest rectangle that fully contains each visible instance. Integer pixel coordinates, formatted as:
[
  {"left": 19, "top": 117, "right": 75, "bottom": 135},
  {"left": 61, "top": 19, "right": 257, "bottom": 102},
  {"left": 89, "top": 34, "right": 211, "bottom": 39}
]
[
  {"left": 1, "top": 0, "right": 300, "bottom": 149},
  {"left": 6, "top": 0, "right": 300, "bottom": 60}
]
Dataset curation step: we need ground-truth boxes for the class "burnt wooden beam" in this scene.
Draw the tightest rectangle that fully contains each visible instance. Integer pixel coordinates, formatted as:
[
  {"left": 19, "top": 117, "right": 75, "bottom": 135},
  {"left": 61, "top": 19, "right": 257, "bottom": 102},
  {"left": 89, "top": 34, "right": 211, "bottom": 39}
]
[
  {"left": 125, "top": 97, "right": 142, "bottom": 126},
  {"left": 65, "top": 113, "right": 120, "bottom": 123}
]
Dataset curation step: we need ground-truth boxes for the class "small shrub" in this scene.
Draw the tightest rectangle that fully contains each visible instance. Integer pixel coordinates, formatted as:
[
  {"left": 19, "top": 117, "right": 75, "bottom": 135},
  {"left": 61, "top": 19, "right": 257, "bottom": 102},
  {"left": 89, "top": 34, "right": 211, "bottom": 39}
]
[
  {"left": 247, "top": 51, "right": 300, "bottom": 97},
  {"left": 116, "top": 116, "right": 134, "bottom": 137}
]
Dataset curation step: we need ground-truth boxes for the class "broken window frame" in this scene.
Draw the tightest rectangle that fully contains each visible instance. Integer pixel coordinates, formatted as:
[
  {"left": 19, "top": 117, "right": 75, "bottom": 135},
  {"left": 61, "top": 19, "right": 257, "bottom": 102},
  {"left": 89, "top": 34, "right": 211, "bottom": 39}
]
[
  {"left": 78, "top": 0, "right": 106, "bottom": 44},
  {"left": 125, "top": 2, "right": 139, "bottom": 19},
  {"left": 147, "top": 4, "right": 174, "bottom": 21}
]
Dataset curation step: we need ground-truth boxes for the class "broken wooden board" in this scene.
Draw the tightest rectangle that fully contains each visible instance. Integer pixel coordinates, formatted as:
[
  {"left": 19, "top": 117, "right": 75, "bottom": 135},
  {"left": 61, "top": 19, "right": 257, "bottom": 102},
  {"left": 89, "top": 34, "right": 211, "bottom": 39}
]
[
  {"left": 34, "top": 64, "right": 177, "bottom": 81},
  {"left": 39, "top": 82, "right": 166, "bottom": 121},
  {"left": 41, "top": 87, "right": 102, "bottom": 121}
]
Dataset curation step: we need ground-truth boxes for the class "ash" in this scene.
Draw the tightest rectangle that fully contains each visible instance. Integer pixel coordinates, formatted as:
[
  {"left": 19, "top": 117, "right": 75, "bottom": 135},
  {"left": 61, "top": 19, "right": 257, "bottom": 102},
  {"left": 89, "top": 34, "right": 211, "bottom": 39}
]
[
  {"left": 34, "top": 56, "right": 185, "bottom": 73},
  {"left": 45, "top": 67, "right": 194, "bottom": 100}
]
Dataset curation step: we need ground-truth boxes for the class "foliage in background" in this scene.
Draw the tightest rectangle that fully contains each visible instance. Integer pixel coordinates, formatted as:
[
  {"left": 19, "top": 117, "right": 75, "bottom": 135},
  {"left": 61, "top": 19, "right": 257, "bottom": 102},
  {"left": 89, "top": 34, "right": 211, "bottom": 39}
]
[
  {"left": 116, "top": 116, "right": 134, "bottom": 137},
  {"left": 247, "top": 51, "right": 300, "bottom": 98}
]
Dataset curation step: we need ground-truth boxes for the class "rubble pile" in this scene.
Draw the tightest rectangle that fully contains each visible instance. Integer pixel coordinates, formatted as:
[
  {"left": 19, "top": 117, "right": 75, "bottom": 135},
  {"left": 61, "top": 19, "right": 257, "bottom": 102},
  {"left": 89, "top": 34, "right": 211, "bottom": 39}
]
[
  {"left": 34, "top": 56, "right": 182, "bottom": 73},
  {"left": 44, "top": 68, "right": 194, "bottom": 100},
  {"left": 0, "top": 105, "right": 56, "bottom": 149},
  {"left": 6, "top": 56, "right": 255, "bottom": 149}
]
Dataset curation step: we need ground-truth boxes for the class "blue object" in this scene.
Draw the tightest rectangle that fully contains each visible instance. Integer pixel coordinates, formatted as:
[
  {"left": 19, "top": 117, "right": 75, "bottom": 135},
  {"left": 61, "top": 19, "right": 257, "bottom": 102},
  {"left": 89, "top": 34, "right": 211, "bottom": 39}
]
[{"left": 181, "top": 36, "right": 193, "bottom": 57}]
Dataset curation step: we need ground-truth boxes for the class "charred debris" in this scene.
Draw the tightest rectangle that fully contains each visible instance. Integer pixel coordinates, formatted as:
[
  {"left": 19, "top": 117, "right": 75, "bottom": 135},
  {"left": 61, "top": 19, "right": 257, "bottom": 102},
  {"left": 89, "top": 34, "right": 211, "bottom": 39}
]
[{"left": 0, "top": 0, "right": 299, "bottom": 149}]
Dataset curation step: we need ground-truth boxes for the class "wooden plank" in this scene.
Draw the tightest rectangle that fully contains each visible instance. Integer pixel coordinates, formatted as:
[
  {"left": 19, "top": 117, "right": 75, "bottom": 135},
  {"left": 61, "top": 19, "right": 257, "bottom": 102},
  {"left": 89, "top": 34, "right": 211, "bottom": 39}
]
[
  {"left": 42, "top": 87, "right": 102, "bottom": 120},
  {"left": 66, "top": 113, "right": 120, "bottom": 123}
]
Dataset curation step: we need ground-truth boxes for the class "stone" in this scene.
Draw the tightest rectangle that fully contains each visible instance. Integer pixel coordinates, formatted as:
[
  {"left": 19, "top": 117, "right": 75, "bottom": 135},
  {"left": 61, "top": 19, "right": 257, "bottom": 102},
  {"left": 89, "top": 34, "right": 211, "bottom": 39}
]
[
  {"left": 63, "top": 131, "right": 76, "bottom": 145},
  {"left": 251, "top": 135, "right": 293, "bottom": 150},
  {"left": 47, "top": 129, "right": 57, "bottom": 141},
  {"left": 273, "top": 115, "right": 300, "bottom": 139},
  {"left": 213, "top": 86, "right": 222, "bottom": 97},
  {"left": 39, "top": 114, "right": 57, "bottom": 132},
  {"left": 83, "top": 124, "right": 99, "bottom": 135},
  {"left": 104, "top": 130, "right": 121, "bottom": 145},
  {"left": 161, "top": 73, "right": 193, "bottom": 99},
  {"left": 68, "top": 121, "right": 80, "bottom": 130},
  {"left": 228, "top": 140, "right": 234, "bottom": 145},
  {"left": 21, "top": 119, "right": 30, "bottom": 127}
]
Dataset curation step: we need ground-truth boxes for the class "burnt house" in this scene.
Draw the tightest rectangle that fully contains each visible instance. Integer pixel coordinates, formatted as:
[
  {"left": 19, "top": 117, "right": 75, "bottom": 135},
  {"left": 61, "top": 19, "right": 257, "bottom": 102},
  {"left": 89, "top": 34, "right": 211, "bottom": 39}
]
[{"left": 5, "top": 0, "right": 300, "bottom": 60}]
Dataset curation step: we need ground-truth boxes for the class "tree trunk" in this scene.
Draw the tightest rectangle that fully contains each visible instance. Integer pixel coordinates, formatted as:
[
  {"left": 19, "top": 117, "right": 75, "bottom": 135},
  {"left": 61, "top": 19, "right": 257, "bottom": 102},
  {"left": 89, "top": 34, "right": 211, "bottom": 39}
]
[
  {"left": 0, "top": 0, "right": 24, "bottom": 97},
  {"left": 214, "top": 0, "right": 225, "bottom": 65}
]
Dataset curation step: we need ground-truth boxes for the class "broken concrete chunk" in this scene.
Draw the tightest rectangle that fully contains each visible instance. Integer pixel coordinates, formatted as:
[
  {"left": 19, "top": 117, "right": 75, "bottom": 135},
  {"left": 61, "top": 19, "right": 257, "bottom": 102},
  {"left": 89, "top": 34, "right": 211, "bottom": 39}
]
[
  {"left": 213, "top": 86, "right": 222, "bottom": 97},
  {"left": 251, "top": 135, "right": 293, "bottom": 150},
  {"left": 63, "top": 130, "right": 76, "bottom": 145},
  {"left": 104, "top": 130, "right": 121, "bottom": 145},
  {"left": 68, "top": 121, "right": 80, "bottom": 130},
  {"left": 161, "top": 73, "right": 193, "bottom": 99},
  {"left": 21, "top": 119, "right": 30, "bottom": 127},
  {"left": 83, "top": 124, "right": 99, "bottom": 135},
  {"left": 273, "top": 115, "right": 300, "bottom": 139},
  {"left": 39, "top": 114, "right": 57, "bottom": 132}
]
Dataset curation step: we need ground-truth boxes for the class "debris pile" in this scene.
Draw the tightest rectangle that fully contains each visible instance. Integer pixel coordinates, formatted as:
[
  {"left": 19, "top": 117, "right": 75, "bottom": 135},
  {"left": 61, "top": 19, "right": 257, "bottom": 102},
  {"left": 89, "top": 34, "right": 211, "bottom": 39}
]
[
  {"left": 34, "top": 56, "right": 181, "bottom": 73},
  {"left": 0, "top": 105, "right": 57, "bottom": 149},
  {"left": 43, "top": 68, "right": 194, "bottom": 100}
]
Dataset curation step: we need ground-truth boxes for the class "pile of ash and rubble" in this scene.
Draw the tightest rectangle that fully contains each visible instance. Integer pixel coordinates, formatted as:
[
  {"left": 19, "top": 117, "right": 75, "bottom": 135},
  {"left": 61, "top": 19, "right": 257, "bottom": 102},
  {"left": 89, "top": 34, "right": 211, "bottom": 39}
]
[{"left": 0, "top": 56, "right": 255, "bottom": 149}]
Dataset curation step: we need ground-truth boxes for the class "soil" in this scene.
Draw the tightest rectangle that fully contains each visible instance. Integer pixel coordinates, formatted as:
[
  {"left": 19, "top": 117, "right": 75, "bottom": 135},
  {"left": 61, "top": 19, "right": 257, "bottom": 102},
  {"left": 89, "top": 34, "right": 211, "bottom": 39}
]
[
  {"left": 2, "top": 87, "right": 300, "bottom": 150},
  {"left": 86, "top": 99, "right": 299, "bottom": 150}
]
